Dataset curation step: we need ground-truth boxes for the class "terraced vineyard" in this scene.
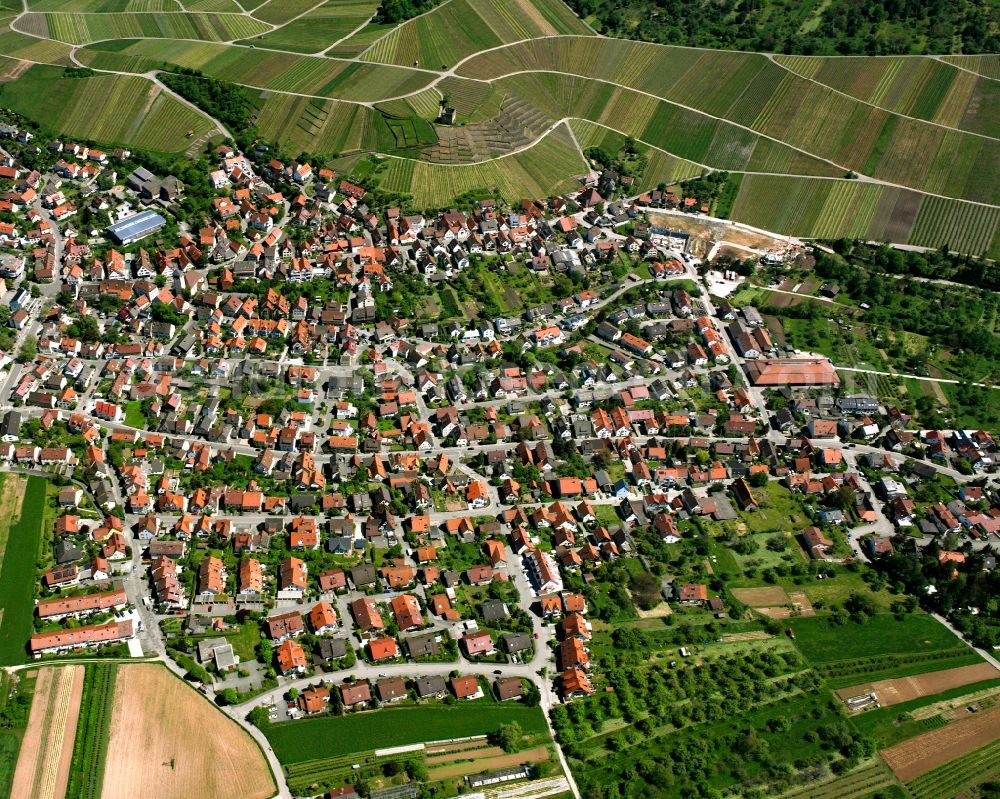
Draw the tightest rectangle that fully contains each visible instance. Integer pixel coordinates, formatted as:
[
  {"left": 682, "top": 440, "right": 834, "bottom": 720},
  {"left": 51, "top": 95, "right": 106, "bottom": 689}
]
[
  {"left": 21, "top": 10, "right": 271, "bottom": 43},
  {"left": 1, "top": 0, "right": 998, "bottom": 253},
  {"left": 244, "top": 0, "right": 379, "bottom": 53},
  {"left": 79, "top": 39, "right": 434, "bottom": 100},
  {"left": 376, "top": 122, "right": 586, "bottom": 206},
  {"left": 0, "top": 64, "right": 216, "bottom": 153},
  {"left": 27, "top": 0, "right": 179, "bottom": 11},
  {"left": 361, "top": 0, "right": 593, "bottom": 69},
  {"left": 253, "top": 94, "right": 380, "bottom": 156}
]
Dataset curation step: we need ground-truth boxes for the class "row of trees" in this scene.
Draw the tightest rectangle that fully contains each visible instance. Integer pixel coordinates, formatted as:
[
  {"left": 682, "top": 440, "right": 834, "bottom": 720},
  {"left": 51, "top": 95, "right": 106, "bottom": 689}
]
[{"left": 564, "top": 0, "right": 999, "bottom": 54}]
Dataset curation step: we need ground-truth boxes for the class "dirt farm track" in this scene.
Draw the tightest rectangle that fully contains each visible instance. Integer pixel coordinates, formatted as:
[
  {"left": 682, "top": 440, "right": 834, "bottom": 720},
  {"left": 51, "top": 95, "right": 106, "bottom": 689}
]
[
  {"left": 100, "top": 663, "right": 275, "bottom": 799},
  {"left": 836, "top": 662, "right": 1000, "bottom": 708},
  {"left": 881, "top": 702, "right": 1000, "bottom": 780}
]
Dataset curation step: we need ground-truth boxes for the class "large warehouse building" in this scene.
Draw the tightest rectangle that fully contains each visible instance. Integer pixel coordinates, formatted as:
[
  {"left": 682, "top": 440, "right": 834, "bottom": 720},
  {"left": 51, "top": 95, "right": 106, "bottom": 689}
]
[
  {"left": 744, "top": 358, "right": 840, "bottom": 387},
  {"left": 106, "top": 210, "right": 166, "bottom": 245}
]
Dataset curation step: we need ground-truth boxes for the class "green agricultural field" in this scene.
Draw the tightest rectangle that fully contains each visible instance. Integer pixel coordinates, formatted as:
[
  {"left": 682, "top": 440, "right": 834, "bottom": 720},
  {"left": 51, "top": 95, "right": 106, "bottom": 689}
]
[
  {"left": 775, "top": 55, "right": 1000, "bottom": 138},
  {"left": 254, "top": 94, "right": 380, "bottom": 156},
  {"left": 374, "top": 112, "right": 437, "bottom": 153},
  {"left": 791, "top": 612, "right": 968, "bottom": 665},
  {"left": 0, "top": 66, "right": 215, "bottom": 153},
  {"left": 27, "top": 10, "right": 271, "bottom": 43},
  {"left": 245, "top": 0, "right": 379, "bottom": 53},
  {"left": 82, "top": 39, "right": 434, "bottom": 100},
  {"left": 728, "top": 175, "right": 1000, "bottom": 256},
  {"left": 251, "top": 0, "right": 317, "bottom": 25},
  {"left": 455, "top": 37, "right": 1000, "bottom": 204},
  {"left": 374, "top": 122, "right": 585, "bottom": 207},
  {"left": 27, "top": 0, "right": 177, "bottom": 9},
  {"left": 0, "top": 23, "right": 73, "bottom": 63},
  {"left": 362, "top": 0, "right": 592, "bottom": 69},
  {"left": 65, "top": 664, "right": 117, "bottom": 799},
  {"left": 0, "top": 477, "right": 48, "bottom": 665},
  {"left": 264, "top": 702, "right": 548, "bottom": 763}
]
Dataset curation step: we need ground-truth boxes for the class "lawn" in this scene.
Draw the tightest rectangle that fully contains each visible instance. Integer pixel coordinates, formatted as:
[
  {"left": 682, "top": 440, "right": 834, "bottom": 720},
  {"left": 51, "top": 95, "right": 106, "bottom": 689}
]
[
  {"left": 265, "top": 702, "right": 547, "bottom": 763},
  {"left": 792, "top": 612, "right": 967, "bottom": 665},
  {"left": 123, "top": 400, "right": 144, "bottom": 428},
  {"left": 0, "top": 477, "right": 48, "bottom": 665},
  {"left": 741, "top": 483, "right": 811, "bottom": 534},
  {"left": 791, "top": 568, "right": 896, "bottom": 612},
  {"left": 225, "top": 622, "right": 261, "bottom": 662}
]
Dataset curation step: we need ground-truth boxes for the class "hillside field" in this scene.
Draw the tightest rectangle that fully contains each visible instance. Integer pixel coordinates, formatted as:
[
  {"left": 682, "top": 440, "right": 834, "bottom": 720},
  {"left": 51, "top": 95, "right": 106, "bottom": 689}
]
[{"left": 0, "top": 0, "right": 998, "bottom": 251}]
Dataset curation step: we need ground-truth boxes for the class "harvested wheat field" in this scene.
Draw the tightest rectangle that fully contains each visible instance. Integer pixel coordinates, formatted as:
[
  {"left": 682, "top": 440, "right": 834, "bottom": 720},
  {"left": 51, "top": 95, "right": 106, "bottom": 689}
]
[
  {"left": 837, "top": 662, "right": 1000, "bottom": 709},
  {"left": 881, "top": 701, "right": 1000, "bottom": 780},
  {"left": 11, "top": 665, "right": 84, "bottom": 799},
  {"left": 101, "top": 664, "right": 275, "bottom": 799},
  {"left": 731, "top": 587, "right": 791, "bottom": 606}
]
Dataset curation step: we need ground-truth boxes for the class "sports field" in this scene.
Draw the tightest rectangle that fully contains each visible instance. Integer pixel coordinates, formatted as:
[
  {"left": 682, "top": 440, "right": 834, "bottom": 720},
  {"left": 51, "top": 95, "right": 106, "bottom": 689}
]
[{"left": 0, "top": 476, "right": 47, "bottom": 665}]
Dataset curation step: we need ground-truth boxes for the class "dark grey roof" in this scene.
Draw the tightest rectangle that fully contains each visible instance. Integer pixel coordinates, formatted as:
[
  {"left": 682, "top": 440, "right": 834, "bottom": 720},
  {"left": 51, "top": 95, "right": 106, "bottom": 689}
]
[{"left": 415, "top": 674, "right": 447, "bottom": 697}]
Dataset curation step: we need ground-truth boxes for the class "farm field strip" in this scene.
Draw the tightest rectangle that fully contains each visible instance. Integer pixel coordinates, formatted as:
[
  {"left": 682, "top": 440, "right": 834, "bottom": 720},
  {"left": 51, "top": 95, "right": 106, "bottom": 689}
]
[
  {"left": 906, "top": 735, "right": 1000, "bottom": 799},
  {"left": 941, "top": 54, "right": 1000, "bottom": 80},
  {"left": 427, "top": 746, "right": 550, "bottom": 780},
  {"left": 772, "top": 54, "right": 1000, "bottom": 138},
  {"left": 361, "top": 0, "right": 591, "bottom": 68},
  {"left": 80, "top": 39, "right": 436, "bottom": 100},
  {"left": 778, "top": 759, "right": 898, "bottom": 799},
  {"left": 25, "top": 11, "right": 272, "bottom": 44},
  {"left": 65, "top": 664, "right": 117, "bottom": 799},
  {"left": 881, "top": 701, "right": 1000, "bottom": 781},
  {"left": 266, "top": 702, "right": 549, "bottom": 763},
  {"left": 0, "top": 477, "right": 47, "bottom": 665},
  {"left": 0, "top": 475, "right": 26, "bottom": 577},
  {"left": 1, "top": 66, "right": 215, "bottom": 154},
  {"left": 10, "top": 667, "right": 84, "bottom": 799},
  {"left": 0, "top": 24, "right": 73, "bottom": 64},
  {"left": 243, "top": 0, "right": 379, "bottom": 54},
  {"left": 28, "top": 0, "right": 179, "bottom": 9},
  {"left": 835, "top": 662, "right": 1000, "bottom": 708},
  {"left": 251, "top": 0, "right": 317, "bottom": 25},
  {"left": 101, "top": 664, "right": 274, "bottom": 799},
  {"left": 375, "top": 121, "right": 585, "bottom": 206},
  {"left": 728, "top": 174, "right": 1000, "bottom": 256}
]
